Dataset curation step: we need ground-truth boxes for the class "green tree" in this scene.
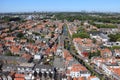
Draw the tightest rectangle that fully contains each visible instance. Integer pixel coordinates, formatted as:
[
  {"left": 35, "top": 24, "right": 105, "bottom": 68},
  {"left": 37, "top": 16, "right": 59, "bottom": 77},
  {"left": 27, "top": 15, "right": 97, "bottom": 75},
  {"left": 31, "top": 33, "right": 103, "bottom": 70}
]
[
  {"left": 5, "top": 51, "right": 12, "bottom": 56},
  {"left": 17, "top": 32, "right": 24, "bottom": 38},
  {"left": 72, "top": 32, "right": 90, "bottom": 39},
  {"left": 93, "top": 24, "right": 117, "bottom": 28},
  {"left": 112, "top": 46, "right": 120, "bottom": 49},
  {"left": 88, "top": 50, "right": 100, "bottom": 59},
  {"left": 117, "top": 38, "right": 120, "bottom": 42},
  {"left": 108, "top": 33, "right": 120, "bottom": 42},
  {"left": 32, "top": 32, "right": 40, "bottom": 36},
  {"left": 92, "top": 38, "right": 97, "bottom": 44},
  {"left": 27, "top": 39, "right": 35, "bottom": 43}
]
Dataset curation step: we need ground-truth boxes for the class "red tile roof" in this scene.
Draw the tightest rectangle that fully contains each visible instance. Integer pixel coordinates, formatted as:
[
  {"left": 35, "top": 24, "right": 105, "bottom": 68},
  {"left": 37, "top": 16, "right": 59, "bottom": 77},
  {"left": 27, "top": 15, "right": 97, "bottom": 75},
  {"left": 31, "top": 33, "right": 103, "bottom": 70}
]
[
  {"left": 5, "top": 37, "right": 15, "bottom": 41},
  {"left": 10, "top": 45, "right": 21, "bottom": 53},
  {"left": 71, "top": 64, "right": 87, "bottom": 72},
  {"left": 14, "top": 78, "right": 25, "bottom": 80},
  {"left": 21, "top": 53, "right": 32, "bottom": 60},
  {"left": 15, "top": 73, "right": 24, "bottom": 78}
]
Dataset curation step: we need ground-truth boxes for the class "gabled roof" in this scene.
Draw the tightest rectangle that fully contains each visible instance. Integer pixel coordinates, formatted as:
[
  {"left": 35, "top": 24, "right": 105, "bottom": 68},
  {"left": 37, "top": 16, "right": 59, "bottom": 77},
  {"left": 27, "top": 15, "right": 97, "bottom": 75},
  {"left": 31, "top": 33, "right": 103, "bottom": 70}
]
[
  {"left": 21, "top": 53, "right": 32, "bottom": 61},
  {"left": 70, "top": 64, "right": 87, "bottom": 72},
  {"left": 14, "top": 78, "right": 25, "bottom": 80},
  {"left": 15, "top": 73, "right": 24, "bottom": 78}
]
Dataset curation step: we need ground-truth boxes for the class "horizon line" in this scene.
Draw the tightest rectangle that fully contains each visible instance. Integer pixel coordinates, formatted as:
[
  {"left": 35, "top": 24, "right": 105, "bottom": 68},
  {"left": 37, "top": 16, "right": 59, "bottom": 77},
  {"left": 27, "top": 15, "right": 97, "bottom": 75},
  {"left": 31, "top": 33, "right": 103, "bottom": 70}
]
[{"left": 0, "top": 10, "right": 120, "bottom": 14}]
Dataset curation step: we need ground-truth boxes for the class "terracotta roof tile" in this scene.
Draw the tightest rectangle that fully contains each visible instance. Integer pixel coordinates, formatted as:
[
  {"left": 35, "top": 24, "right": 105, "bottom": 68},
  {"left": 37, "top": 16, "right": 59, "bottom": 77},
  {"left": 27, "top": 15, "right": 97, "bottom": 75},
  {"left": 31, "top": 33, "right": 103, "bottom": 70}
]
[
  {"left": 14, "top": 78, "right": 25, "bottom": 80},
  {"left": 15, "top": 73, "right": 24, "bottom": 78},
  {"left": 21, "top": 53, "right": 32, "bottom": 60},
  {"left": 71, "top": 64, "right": 87, "bottom": 72}
]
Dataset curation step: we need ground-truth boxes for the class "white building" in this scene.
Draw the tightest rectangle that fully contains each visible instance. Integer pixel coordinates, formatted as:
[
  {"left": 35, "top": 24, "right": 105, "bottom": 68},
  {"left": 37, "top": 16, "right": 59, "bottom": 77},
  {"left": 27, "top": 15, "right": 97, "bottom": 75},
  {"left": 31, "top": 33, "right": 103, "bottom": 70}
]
[
  {"left": 34, "top": 54, "right": 41, "bottom": 60},
  {"left": 67, "top": 64, "right": 91, "bottom": 78}
]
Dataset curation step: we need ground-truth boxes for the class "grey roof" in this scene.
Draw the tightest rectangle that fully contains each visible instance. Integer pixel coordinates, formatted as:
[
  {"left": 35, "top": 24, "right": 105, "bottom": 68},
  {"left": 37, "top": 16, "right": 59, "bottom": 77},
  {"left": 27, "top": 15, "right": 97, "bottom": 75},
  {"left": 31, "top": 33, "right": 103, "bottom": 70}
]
[
  {"left": 89, "top": 31, "right": 100, "bottom": 35},
  {"left": 99, "top": 33, "right": 109, "bottom": 39},
  {"left": 104, "top": 62, "right": 119, "bottom": 66},
  {"left": 2, "top": 64, "right": 17, "bottom": 71},
  {"left": 0, "top": 56, "right": 28, "bottom": 63},
  {"left": 34, "top": 64, "right": 54, "bottom": 71},
  {"left": 68, "top": 59, "right": 79, "bottom": 66}
]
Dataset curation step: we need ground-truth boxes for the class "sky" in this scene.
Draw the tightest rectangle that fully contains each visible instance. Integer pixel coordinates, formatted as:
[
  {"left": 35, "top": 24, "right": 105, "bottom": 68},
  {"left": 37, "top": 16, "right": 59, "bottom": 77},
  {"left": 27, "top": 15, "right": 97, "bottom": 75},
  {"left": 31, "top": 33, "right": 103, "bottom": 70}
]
[{"left": 0, "top": 0, "right": 120, "bottom": 13}]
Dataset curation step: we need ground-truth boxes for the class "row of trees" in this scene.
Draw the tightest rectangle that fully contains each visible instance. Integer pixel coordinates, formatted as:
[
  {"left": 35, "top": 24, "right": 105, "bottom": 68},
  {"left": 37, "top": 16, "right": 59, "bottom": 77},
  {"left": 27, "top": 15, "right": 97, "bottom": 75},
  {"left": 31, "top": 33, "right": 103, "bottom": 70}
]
[
  {"left": 55, "top": 13, "right": 120, "bottom": 23},
  {"left": 2, "top": 16, "right": 21, "bottom": 22},
  {"left": 72, "top": 26, "right": 90, "bottom": 39},
  {"left": 92, "top": 23, "right": 117, "bottom": 28},
  {"left": 4, "top": 51, "right": 19, "bottom": 56},
  {"left": 112, "top": 46, "right": 120, "bottom": 49},
  {"left": 108, "top": 33, "right": 120, "bottom": 42},
  {"left": 72, "top": 32, "right": 90, "bottom": 39}
]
